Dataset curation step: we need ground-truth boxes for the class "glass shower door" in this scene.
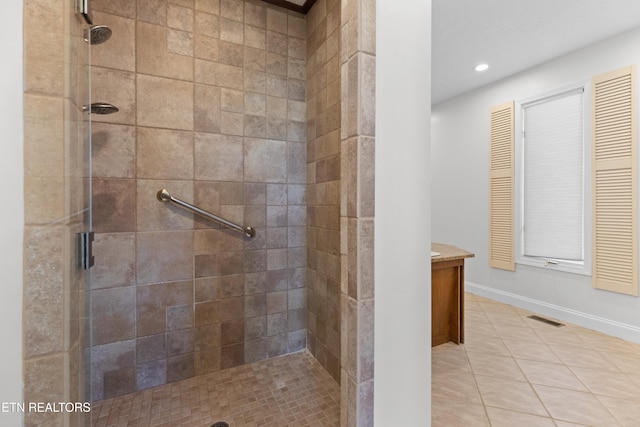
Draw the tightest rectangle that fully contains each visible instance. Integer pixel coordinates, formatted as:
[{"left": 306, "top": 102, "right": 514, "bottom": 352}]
[
  {"left": 68, "top": 3, "right": 93, "bottom": 422},
  {"left": 21, "top": 2, "right": 95, "bottom": 425}
]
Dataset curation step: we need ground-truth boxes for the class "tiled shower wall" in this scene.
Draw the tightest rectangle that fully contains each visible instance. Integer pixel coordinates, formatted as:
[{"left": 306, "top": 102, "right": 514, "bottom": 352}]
[
  {"left": 89, "top": 0, "right": 308, "bottom": 400},
  {"left": 305, "top": 0, "right": 342, "bottom": 382},
  {"left": 21, "top": 0, "right": 379, "bottom": 425},
  {"left": 23, "top": 0, "right": 90, "bottom": 425},
  {"left": 340, "top": 0, "right": 376, "bottom": 425}
]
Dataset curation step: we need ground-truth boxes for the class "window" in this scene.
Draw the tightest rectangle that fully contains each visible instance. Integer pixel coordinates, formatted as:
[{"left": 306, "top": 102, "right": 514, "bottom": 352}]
[
  {"left": 515, "top": 83, "right": 591, "bottom": 274},
  {"left": 490, "top": 66, "right": 636, "bottom": 292}
]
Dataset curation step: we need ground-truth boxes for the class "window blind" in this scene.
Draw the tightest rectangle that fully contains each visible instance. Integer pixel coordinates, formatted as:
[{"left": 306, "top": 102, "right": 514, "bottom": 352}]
[{"left": 522, "top": 89, "right": 584, "bottom": 261}]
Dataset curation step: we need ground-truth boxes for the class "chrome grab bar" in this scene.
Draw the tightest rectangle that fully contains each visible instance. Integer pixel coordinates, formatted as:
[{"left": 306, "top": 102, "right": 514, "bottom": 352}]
[{"left": 156, "top": 189, "right": 256, "bottom": 238}]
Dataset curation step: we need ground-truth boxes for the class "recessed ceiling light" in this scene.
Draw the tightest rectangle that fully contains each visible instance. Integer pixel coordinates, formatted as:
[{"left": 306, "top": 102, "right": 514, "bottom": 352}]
[{"left": 475, "top": 63, "right": 489, "bottom": 72}]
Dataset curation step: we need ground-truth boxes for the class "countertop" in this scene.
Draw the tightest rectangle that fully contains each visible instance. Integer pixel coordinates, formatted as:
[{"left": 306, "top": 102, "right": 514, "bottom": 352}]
[{"left": 431, "top": 243, "right": 475, "bottom": 263}]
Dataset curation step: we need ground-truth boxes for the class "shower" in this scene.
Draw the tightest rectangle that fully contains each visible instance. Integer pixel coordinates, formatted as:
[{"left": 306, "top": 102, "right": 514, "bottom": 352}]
[
  {"left": 86, "top": 25, "right": 112, "bottom": 45},
  {"left": 83, "top": 22, "right": 118, "bottom": 115},
  {"left": 80, "top": 0, "right": 112, "bottom": 45},
  {"left": 19, "top": 0, "right": 382, "bottom": 424}
]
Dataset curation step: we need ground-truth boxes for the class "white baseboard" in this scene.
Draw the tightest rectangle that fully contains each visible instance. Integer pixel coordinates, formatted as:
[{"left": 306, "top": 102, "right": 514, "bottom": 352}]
[{"left": 466, "top": 281, "right": 640, "bottom": 344}]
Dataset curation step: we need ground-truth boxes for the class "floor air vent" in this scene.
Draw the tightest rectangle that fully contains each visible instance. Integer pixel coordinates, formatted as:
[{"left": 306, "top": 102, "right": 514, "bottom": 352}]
[
  {"left": 209, "top": 423, "right": 229, "bottom": 427},
  {"left": 527, "top": 315, "right": 564, "bottom": 327}
]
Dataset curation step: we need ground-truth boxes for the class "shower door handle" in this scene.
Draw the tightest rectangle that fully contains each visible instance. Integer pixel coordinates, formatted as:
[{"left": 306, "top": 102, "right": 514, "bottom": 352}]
[{"left": 78, "top": 231, "right": 95, "bottom": 270}]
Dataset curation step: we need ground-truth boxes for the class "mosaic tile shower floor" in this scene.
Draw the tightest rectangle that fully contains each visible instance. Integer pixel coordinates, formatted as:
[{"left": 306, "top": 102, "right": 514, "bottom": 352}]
[{"left": 91, "top": 351, "right": 340, "bottom": 427}]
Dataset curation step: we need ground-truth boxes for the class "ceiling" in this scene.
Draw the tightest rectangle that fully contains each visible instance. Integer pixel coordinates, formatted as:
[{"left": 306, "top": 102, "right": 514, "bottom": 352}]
[
  {"left": 269, "top": 1, "right": 640, "bottom": 103},
  {"left": 432, "top": 0, "right": 640, "bottom": 104}
]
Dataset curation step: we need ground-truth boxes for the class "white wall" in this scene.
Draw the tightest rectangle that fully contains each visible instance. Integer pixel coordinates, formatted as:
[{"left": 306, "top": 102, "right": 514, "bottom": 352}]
[
  {"left": 0, "top": 0, "right": 24, "bottom": 424},
  {"left": 376, "top": 0, "right": 432, "bottom": 425},
  {"left": 432, "top": 27, "right": 640, "bottom": 342}
]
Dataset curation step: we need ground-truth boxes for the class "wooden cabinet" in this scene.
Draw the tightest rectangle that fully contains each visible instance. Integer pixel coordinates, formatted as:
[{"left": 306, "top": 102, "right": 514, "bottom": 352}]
[{"left": 431, "top": 243, "right": 474, "bottom": 347}]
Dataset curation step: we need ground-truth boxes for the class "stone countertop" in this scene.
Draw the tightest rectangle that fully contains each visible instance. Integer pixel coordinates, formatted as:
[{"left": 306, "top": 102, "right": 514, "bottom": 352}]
[{"left": 431, "top": 243, "right": 475, "bottom": 263}]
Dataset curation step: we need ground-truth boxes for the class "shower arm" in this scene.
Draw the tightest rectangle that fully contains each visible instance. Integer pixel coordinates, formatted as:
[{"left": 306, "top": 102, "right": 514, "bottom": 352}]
[{"left": 157, "top": 189, "right": 256, "bottom": 238}]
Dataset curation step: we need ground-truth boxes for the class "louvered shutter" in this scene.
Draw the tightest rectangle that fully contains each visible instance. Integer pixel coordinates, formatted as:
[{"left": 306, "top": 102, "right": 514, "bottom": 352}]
[
  {"left": 490, "top": 101, "right": 515, "bottom": 271},
  {"left": 592, "top": 65, "right": 638, "bottom": 295}
]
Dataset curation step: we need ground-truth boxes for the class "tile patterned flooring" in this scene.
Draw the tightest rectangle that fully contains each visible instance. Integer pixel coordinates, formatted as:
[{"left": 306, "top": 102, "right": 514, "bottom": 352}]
[
  {"left": 91, "top": 351, "right": 340, "bottom": 427},
  {"left": 433, "top": 293, "right": 640, "bottom": 427},
  {"left": 92, "top": 293, "right": 640, "bottom": 427}
]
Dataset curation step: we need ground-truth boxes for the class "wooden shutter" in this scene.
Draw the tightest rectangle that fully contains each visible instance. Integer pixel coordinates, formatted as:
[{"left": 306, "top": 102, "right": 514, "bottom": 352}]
[
  {"left": 489, "top": 101, "right": 515, "bottom": 271},
  {"left": 592, "top": 65, "right": 638, "bottom": 295}
]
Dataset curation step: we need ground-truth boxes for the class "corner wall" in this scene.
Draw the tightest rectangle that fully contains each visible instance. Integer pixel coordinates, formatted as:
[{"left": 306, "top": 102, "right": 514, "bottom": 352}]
[
  {"left": 306, "top": 0, "right": 342, "bottom": 382},
  {"left": 340, "top": 0, "right": 377, "bottom": 424},
  {"left": 375, "top": 0, "right": 432, "bottom": 425},
  {"left": 0, "top": 1, "right": 24, "bottom": 426},
  {"left": 432, "top": 27, "right": 640, "bottom": 341}
]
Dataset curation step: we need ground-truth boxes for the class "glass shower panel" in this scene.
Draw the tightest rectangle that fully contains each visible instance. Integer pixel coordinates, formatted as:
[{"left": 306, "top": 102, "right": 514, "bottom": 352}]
[
  {"left": 64, "top": 3, "right": 93, "bottom": 422},
  {"left": 21, "top": 2, "right": 94, "bottom": 425}
]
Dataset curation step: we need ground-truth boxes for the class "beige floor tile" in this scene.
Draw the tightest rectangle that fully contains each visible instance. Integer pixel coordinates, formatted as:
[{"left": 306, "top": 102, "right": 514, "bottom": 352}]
[
  {"left": 627, "top": 373, "right": 640, "bottom": 388},
  {"left": 515, "top": 358, "right": 588, "bottom": 392},
  {"left": 477, "top": 297, "right": 515, "bottom": 312},
  {"left": 492, "top": 323, "right": 543, "bottom": 343},
  {"left": 533, "top": 384, "right": 620, "bottom": 426},
  {"left": 601, "top": 348, "right": 640, "bottom": 374},
  {"left": 485, "top": 407, "right": 555, "bottom": 427},
  {"left": 474, "top": 375, "right": 548, "bottom": 416},
  {"left": 576, "top": 329, "right": 638, "bottom": 354},
  {"left": 431, "top": 396, "right": 489, "bottom": 427},
  {"left": 503, "top": 339, "right": 563, "bottom": 364},
  {"left": 596, "top": 394, "right": 640, "bottom": 427},
  {"left": 433, "top": 294, "right": 640, "bottom": 426},
  {"left": 432, "top": 369, "right": 483, "bottom": 404},
  {"left": 465, "top": 307, "right": 491, "bottom": 323},
  {"left": 464, "top": 333, "right": 511, "bottom": 357},
  {"left": 569, "top": 366, "right": 640, "bottom": 400},
  {"left": 549, "top": 343, "right": 620, "bottom": 371},
  {"left": 465, "top": 320, "right": 497, "bottom": 337},
  {"left": 485, "top": 310, "right": 530, "bottom": 328},
  {"left": 465, "top": 299, "right": 482, "bottom": 311},
  {"left": 467, "top": 351, "right": 526, "bottom": 382},
  {"left": 531, "top": 326, "right": 585, "bottom": 347},
  {"left": 553, "top": 422, "right": 591, "bottom": 427},
  {"left": 432, "top": 342, "right": 472, "bottom": 374}
]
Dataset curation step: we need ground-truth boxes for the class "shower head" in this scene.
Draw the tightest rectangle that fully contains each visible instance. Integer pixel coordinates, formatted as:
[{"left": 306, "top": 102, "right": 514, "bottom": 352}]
[
  {"left": 83, "top": 102, "right": 119, "bottom": 115},
  {"left": 87, "top": 25, "right": 112, "bottom": 45}
]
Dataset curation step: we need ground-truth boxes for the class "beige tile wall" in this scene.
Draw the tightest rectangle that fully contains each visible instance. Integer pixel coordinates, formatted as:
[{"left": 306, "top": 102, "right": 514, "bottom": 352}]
[
  {"left": 306, "top": 0, "right": 342, "bottom": 382},
  {"left": 89, "top": 0, "right": 308, "bottom": 400},
  {"left": 340, "top": 0, "right": 376, "bottom": 425},
  {"left": 24, "top": 0, "right": 380, "bottom": 424},
  {"left": 23, "top": 0, "right": 91, "bottom": 426}
]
